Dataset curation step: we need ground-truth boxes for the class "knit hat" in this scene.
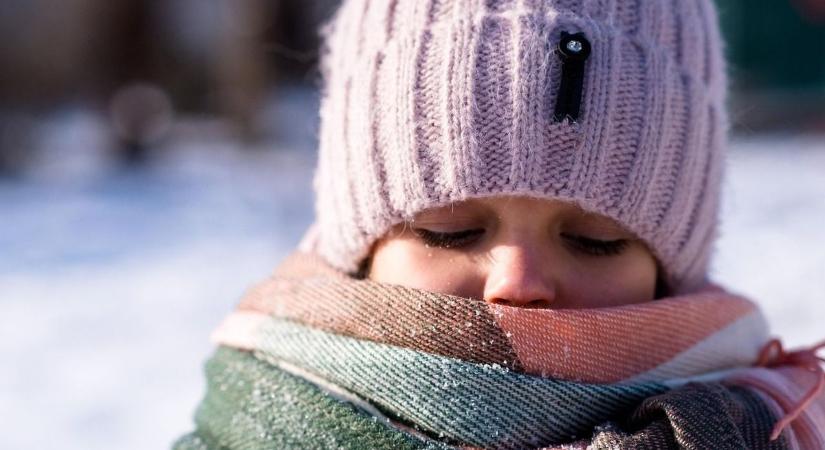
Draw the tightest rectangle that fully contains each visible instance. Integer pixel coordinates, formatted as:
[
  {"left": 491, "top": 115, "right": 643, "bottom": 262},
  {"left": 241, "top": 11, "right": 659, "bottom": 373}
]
[{"left": 312, "top": 0, "right": 729, "bottom": 294}]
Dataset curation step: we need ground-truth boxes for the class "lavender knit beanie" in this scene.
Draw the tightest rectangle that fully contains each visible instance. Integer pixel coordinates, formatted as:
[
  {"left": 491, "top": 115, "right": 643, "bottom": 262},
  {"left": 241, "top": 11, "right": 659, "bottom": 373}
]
[{"left": 312, "top": 0, "right": 729, "bottom": 295}]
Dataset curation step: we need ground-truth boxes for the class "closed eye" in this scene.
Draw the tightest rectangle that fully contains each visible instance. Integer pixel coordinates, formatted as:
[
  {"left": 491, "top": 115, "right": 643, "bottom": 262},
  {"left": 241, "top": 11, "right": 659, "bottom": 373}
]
[
  {"left": 561, "top": 233, "right": 629, "bottom": 256},
  {"left": 411, "top": 228, "right": 485, "bottom": 249}
]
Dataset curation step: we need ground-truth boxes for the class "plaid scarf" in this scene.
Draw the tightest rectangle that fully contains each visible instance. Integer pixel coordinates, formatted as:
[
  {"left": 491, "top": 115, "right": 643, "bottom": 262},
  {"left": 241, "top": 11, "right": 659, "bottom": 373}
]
[{"left": 174, "top": 251, "right": 825, "bottom": 449}]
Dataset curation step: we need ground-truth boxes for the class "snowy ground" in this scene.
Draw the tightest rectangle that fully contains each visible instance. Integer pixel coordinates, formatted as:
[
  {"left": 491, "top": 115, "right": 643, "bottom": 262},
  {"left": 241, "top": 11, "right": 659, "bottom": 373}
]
[{"left": 1, "top": 89, "right": 824, "bottom": 449}]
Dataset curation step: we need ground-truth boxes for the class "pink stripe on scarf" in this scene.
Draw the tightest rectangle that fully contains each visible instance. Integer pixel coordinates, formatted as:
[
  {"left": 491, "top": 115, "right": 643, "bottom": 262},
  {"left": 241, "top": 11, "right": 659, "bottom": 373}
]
[{"left": 489, "top": 288, "right": 760, "bottom": 383}]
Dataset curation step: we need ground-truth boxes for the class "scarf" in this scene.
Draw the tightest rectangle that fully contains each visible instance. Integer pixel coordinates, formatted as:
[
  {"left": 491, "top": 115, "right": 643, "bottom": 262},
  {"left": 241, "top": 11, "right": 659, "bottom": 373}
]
[{"left": 173, "top": 251, "right": 825, "bottom": 449}]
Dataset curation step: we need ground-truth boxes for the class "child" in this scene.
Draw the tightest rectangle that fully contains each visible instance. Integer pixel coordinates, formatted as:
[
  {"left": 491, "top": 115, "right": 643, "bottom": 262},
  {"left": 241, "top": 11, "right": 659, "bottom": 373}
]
[{"left": 175, "top": 0, "right": 825, "bottom": 448}]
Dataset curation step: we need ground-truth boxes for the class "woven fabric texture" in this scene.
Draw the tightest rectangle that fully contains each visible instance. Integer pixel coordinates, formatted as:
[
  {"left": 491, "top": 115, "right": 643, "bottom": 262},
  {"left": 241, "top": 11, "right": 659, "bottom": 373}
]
[
  {"left": 174, "top": 252, "right": 825, "bottom": 449},
  {"left": 313, "top": 0, "right": 729, "bottom": 294}
]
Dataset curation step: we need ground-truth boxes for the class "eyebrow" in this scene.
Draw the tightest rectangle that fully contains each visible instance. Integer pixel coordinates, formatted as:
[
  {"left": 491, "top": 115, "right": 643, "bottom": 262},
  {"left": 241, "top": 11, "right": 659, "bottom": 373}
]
[
  {"left": 412, "top": 212, "right": 481, "bottom": 225},
  {"left": 413, "top": 203, "right": 484, "bottom": 220}
]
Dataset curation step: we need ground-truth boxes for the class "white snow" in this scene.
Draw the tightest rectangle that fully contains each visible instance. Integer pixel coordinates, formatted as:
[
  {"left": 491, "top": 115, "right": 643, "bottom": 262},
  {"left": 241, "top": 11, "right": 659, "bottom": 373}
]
[
  {"left": 714, "top": 135, "right": 825, "bottom": 346},
  {"left": 0, "top": 91, "right": 823, "bottom": 449}
]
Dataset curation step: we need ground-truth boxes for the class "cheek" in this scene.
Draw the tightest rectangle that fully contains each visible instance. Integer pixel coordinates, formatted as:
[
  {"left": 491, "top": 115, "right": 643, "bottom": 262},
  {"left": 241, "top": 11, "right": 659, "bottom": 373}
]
[
  {"left": 369, "top": 240, "right": 481, "bottom": 298},
  {"left": 565, "top": 248, "right": 658, "bottom": 307}
]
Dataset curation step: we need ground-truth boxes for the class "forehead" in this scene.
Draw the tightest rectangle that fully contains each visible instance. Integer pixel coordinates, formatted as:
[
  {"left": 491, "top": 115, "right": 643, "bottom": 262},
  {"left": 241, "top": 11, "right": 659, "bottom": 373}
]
[{"left": 412, "top": 195, "right": 628, "bottom": 228}]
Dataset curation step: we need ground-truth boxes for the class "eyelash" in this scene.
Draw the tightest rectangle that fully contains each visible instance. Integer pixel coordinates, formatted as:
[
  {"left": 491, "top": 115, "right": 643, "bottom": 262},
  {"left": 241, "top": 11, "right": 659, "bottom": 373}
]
[
  {"left": 412, "top": 228, "right": 484, "bottom": 249},
  {"left": 411, "top": 228, "right": 629, "bottom": 256},
  {"left": 560, "top": 233, "right": 629, "bottom": 256}
]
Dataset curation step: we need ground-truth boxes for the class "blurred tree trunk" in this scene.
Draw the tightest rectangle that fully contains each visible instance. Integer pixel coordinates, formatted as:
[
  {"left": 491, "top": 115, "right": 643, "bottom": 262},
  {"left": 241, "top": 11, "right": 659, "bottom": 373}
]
[{"left": 214, "top": 0, "right": 273, "bottom": 143}]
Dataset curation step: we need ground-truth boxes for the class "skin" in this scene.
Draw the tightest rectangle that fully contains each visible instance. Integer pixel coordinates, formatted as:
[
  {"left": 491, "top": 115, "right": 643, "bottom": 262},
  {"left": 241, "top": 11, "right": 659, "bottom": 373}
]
[{"left": 367, "top": 196, "right": 660, "bottom": 309}]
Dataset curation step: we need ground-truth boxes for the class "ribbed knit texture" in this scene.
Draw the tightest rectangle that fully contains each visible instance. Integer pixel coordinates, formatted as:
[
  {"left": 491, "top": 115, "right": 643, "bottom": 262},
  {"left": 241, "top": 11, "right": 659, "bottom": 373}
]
[{"left": 313, "top": 0, "right": 729, "bottom": 294}]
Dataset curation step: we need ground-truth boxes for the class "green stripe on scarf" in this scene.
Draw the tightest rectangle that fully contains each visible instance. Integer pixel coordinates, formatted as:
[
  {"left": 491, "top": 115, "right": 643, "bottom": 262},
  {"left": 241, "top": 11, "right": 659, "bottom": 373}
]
[
  {"left": 251, "top": 317, "right": 669, "bottom": 448},
  {"left": 173, "top": 347, "right": 451, "bottom": 450}
]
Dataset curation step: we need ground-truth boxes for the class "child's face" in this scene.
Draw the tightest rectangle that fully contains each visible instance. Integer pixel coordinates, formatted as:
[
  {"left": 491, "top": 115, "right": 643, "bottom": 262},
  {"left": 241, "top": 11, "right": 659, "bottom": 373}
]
[{"left": 368, "top": 196, "right": 659, "bottom": 309}]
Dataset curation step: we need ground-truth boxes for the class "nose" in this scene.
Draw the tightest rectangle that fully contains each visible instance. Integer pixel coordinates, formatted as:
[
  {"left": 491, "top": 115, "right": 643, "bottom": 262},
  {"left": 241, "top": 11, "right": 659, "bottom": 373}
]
[{"left": 482, "top": 243, "right": 557, "bottom": 308}]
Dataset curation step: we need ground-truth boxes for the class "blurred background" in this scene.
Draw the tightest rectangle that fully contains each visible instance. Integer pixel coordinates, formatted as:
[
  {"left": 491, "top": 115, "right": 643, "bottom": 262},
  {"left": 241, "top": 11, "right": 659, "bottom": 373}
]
[{"left": 1, "top": 1, "right": 823, "bottom": 449}]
